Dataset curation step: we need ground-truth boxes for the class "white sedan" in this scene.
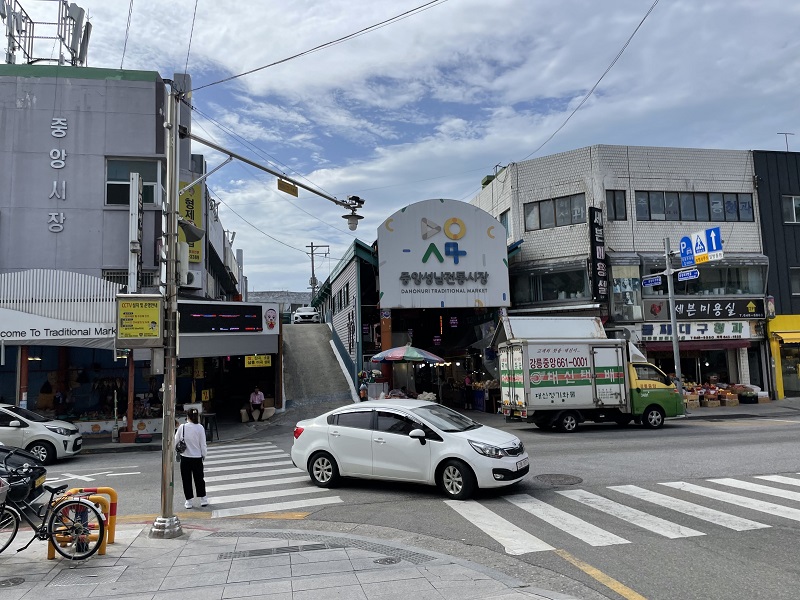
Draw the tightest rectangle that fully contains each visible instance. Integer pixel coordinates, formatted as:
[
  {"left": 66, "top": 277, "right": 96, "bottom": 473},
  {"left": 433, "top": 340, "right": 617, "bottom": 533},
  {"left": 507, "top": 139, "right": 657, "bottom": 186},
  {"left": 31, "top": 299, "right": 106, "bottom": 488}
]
[{"left": 291, "top": 399, "right": 529, "bottom": 500}]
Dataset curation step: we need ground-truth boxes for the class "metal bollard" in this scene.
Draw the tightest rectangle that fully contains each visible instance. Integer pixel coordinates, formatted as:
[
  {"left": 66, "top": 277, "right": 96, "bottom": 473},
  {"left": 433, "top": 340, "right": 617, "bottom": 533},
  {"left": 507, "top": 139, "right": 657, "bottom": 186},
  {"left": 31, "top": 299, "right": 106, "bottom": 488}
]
[{"left": 66, "top": 487, "right": 118, "bottom": 544}]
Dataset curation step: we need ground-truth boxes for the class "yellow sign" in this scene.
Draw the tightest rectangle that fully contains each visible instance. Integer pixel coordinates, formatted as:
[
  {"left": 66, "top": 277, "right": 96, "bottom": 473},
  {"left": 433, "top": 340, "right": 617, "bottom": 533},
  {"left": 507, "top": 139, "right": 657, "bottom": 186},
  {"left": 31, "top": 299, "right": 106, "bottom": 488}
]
[
  {"left": 179, "top": 180, "right": 203, "bottom": 263},
  {"left": 245, "top": 355, "right": 272, "bottom": 368},
  {"left": 277, "top": 179, "right": 298, "bottom": 197},
  {"left": 117, "top": 298, "right": 162, "bottom": 340}
]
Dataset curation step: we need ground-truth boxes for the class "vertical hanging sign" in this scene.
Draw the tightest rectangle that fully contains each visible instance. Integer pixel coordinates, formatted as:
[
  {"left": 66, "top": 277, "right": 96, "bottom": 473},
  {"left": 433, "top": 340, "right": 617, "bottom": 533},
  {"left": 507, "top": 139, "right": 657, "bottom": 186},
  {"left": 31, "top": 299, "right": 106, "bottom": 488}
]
[{"left": 588, "top": 207, "right": 608, "bottom": 303}]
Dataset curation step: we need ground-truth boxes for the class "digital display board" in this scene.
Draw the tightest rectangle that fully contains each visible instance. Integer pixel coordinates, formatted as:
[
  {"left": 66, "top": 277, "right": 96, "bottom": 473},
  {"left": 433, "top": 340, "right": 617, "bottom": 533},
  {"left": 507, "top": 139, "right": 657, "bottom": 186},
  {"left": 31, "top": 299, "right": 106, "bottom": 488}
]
[{"left": 178, "top": 303, "right": 264, "bottom": 334}]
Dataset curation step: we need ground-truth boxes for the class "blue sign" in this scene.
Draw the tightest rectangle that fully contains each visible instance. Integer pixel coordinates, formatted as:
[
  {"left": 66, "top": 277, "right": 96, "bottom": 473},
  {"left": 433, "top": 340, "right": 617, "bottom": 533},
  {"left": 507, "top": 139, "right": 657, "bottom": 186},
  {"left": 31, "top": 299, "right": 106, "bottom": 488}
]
[
  {"left": 677, "top": 268, "right": 699, "bottom": 282},
  {"left": 679, "top": 236, "right": 694, "bottom": 267},
  {"left": 705, "top": 226, "right": 723, "bottom": 259},
  {"left": 642, "top": 275, "right": 662, "bottom": 288},
  {"left": 690, "top": 227, "right": 724, "bottom": 264}
]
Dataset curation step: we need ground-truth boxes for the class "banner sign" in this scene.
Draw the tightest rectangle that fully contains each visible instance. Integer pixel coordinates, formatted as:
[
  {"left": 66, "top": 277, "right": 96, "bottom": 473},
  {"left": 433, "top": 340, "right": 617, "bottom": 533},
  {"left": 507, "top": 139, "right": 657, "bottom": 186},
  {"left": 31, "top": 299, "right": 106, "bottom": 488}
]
[
  {"left": 588, "top": 207, "right": 609, "bottom": 302},
  {"left": 644, "top": 298, "right": 765, "bottom": 321}
]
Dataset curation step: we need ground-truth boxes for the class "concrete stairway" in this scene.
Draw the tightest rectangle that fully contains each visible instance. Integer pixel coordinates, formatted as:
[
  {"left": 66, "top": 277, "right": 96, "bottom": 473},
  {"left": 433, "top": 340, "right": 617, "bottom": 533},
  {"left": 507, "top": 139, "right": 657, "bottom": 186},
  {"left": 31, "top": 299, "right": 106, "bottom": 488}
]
[{"left": 278, "top": 323, "right": 354, "bottom": 424}]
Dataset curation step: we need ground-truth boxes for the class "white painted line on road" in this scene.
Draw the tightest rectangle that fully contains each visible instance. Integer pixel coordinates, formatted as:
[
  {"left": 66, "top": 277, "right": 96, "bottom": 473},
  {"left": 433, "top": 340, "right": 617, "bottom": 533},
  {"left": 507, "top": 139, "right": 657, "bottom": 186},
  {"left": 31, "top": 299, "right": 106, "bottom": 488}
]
[
  {"left": 557, "top": 489, "right": 705, "bottom": 539},
  {"left": 212, "top": 496, "right": 343, "bottom": 518},
  {"left": 660, "top": 481, "right": 800, "bottom": 522},
  {"left": 609, "top": 485, "right": 769, "bottom": 531},
  {"left": 210, "top": 486, "right": 328, "bottom": 505},
  {"left": 205, "top": 467, "right": 304, "bottom": 482},
  {"left": 709, "top": 478, "right": 800, "bottom": 502},
  {"left": 206, "top": 442, "right": 279, "bottom": 455},
  {"left": 204, "top": 459, "right": 294, "bottom": 473},
  {"left": 205, "top": 476, "right": 311, "bottom": 493},
  {"left": 204, "top": 452, "right": 285, "bottom": 465},
  {"left": 505, "top": 494, "right": 629, "bottom": 547},
  {"left": 106, "top": 472, "right": 142, "bottom": 477},
  {"left": 444, "top": 499, "right": 554, "bottom": 555},
  {"left": 755, "top": 475, "right": 800, "bottom": 487}
]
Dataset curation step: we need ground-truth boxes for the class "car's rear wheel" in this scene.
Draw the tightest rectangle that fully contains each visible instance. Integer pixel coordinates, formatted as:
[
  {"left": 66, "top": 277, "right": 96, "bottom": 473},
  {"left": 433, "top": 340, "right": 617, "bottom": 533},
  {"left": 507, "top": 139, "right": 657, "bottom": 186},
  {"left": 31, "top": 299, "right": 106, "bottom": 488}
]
[
  {"left": 308, "top": 452, "right": 340, "bottom": 488},
  {"left": 26, "top": 440, "right": 56, "bottom": 465},
  {"left": 438, "top": 459, "right": 476, "bottom": 500}
]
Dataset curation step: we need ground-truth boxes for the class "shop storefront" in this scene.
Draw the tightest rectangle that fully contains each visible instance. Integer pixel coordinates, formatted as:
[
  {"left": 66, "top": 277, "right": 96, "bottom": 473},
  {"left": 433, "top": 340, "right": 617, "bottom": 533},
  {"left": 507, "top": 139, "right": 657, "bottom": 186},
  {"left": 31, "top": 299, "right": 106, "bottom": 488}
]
[
  {"left": 375, "top": 199, "right": 510, "bottom": 404},
  {"left": 768, "top": 315, "right": 800, "bottom": 398}
]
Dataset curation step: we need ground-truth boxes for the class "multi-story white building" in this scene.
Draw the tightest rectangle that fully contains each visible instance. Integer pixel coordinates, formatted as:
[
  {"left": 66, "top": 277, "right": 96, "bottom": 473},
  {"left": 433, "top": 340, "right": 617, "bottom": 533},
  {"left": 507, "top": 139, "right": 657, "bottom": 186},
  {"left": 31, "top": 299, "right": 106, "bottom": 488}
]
[{"left": 472, "top": 145, "right": 769, "bottom": 392}]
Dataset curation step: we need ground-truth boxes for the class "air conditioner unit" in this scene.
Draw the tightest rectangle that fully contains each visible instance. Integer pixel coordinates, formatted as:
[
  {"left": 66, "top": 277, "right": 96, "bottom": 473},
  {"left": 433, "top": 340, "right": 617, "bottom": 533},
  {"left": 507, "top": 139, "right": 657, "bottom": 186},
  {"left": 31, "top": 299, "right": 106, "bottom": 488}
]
[{"left": 182, "top": 270, "right": 203, "bottom": 289}]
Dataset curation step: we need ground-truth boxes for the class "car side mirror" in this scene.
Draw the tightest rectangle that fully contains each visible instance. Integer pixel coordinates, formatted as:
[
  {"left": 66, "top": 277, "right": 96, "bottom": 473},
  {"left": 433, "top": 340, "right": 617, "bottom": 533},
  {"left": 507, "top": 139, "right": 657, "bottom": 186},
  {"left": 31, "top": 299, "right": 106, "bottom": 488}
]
[
  {"left": 8, "top": 420, "right": 21, "bottom": 428},
  {"left": 409, "top": 428, "right": 426, "bottom": 445}
]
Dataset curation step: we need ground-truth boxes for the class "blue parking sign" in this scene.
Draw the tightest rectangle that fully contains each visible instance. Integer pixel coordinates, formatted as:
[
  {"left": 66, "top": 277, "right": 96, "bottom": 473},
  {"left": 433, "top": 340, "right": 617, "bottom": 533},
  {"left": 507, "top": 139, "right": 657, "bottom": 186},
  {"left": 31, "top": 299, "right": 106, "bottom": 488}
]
[{"left": 679, "top": 236, "right": 694, "bottom": 267}]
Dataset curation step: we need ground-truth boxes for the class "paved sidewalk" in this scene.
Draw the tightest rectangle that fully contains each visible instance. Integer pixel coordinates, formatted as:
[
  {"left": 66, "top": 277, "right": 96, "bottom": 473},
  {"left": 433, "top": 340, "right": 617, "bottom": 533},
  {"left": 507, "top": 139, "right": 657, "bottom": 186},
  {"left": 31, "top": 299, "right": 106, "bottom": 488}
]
[{"left": 0, "top": 524, "right": 581, "bottom": 600}]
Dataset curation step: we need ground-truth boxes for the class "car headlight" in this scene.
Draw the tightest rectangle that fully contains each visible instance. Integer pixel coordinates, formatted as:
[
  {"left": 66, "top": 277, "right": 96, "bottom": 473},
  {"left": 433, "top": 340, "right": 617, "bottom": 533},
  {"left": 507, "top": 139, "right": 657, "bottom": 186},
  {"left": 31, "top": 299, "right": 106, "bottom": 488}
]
[
  {"left": 468, "top": 439, "right": 509, "bottom": 459},
  {"left": 45, "top": 425, "right": 71, "bottom": 436}
]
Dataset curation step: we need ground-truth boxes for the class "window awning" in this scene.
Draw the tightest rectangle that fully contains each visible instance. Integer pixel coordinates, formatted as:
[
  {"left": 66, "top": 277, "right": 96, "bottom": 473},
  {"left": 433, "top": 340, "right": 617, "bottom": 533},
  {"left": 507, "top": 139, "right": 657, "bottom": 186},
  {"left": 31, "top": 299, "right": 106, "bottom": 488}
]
[
  {"left": 606, "top": 251, "right": 641, "bottom": 265},
  {"left": 644, "top": 340, "right": 752, "bottom": 351},
  {"left": 774, "top": 332, "right": 800, "bottom": 344}
]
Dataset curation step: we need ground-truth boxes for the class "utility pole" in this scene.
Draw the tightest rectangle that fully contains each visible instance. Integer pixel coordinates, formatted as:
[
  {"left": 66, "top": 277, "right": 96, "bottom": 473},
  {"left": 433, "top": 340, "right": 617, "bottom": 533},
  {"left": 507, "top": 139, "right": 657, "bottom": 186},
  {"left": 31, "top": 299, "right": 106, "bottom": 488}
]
[{"left": 307, "top": 243, "right": 329, "bottom": 299}]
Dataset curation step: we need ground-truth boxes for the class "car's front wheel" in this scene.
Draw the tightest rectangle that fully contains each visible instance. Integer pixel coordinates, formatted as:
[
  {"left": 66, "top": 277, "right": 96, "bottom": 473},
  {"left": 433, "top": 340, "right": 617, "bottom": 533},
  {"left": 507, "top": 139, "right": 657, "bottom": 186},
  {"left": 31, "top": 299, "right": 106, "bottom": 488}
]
[
  {"left": 642, "top": 405, "right": 665, "bottom": 429},
  {"left": 438, "top": 459, "right": 476, "bottom": 500},
  {"left": 26, "top": 440, "right": 56, "bottom": 464},
  {"left": 308, "top": 452, "right": 340, "bottom": 488}
]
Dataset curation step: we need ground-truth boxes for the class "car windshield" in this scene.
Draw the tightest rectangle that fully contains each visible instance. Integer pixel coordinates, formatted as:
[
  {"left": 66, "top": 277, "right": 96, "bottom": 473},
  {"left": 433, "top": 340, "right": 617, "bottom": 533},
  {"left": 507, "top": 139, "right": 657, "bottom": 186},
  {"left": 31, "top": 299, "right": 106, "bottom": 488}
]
[
  {"left": 410, "top": 404, "right": 482, "bottom": 432},
  {"left": 4, "top": 406, "right": 49, "bottom": 423}
]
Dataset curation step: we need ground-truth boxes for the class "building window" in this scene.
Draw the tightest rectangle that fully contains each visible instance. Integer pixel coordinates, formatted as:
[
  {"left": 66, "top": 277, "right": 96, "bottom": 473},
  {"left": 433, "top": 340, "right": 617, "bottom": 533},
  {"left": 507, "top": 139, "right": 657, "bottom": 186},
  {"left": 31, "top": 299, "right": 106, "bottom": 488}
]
[
  {"left": 106, "top": 160, "right": 163, "bottom": 205},
  {"left": 783, "top": 196, "right": 800, "bottom": 223},
  {"left": 643, "top": 265, "right": 766, "bottom": 296},
  {"left": 634, "top": 191, "right": 754, "bottom": 222},
  {"left": 344, "top": 283, "right": 350, "bottom": 306},
  {"left": 499, "top": 209, "right": 510, "bottom": 234},
  {"left": 102, "top": 270, "right": 158, "bottom": 287},
  {"left": 524, "top": 194, "right": 586, "bottom": 231},
  {"left": 791, "top": 268, "right": 800, "bottom": 294},
  {"left": 606, "top": 190, "right": 628, "bottom": 220},
  {"left": 512, "top": 269, "right": 589, "bottom": 304}
]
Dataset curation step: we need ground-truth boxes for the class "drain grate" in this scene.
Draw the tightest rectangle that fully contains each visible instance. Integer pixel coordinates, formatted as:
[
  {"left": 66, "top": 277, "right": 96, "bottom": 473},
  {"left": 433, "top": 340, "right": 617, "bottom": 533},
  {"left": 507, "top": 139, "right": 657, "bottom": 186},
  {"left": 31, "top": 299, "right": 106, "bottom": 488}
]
[
  {"left": 219, "top": 541, "right": 346, "bottom": 560},
  {"left": 0, "top": 578, "right": 24, "bottom": 587},
  {"left": 374, "top": 557, "right": 400, "bottom": 565},
  {"left": 209, "top": 531, "right": 434, "bottom": 564},
  {"left": 535, "top": 474, "right": 583, "bottom": 486},
  {"left": 49, "top": 566, "right": 127, "bottom": 587}
]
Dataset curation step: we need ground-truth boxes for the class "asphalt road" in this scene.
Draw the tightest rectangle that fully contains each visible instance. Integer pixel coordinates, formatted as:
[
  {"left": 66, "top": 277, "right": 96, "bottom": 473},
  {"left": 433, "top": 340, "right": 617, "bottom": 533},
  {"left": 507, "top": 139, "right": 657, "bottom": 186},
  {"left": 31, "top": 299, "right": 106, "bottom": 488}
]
[{"left": 43, "top": 414, "right": 800, "bottom": 600}]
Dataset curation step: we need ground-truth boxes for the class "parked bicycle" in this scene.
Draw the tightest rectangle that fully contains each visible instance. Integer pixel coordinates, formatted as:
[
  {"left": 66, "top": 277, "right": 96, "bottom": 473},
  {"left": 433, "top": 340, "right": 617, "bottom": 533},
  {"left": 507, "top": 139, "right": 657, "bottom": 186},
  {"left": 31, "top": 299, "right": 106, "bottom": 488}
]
[{"left": 0, "top": 449, "right": 105, "bottom": 560}]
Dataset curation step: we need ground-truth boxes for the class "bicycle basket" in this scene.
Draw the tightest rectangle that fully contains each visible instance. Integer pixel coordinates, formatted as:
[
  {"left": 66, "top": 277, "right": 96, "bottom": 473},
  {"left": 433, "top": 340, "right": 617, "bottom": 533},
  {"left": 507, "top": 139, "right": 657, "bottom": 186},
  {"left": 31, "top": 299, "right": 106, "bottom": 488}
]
[{"left": 6, "top": 476, "right": 32, "bottom": 503}]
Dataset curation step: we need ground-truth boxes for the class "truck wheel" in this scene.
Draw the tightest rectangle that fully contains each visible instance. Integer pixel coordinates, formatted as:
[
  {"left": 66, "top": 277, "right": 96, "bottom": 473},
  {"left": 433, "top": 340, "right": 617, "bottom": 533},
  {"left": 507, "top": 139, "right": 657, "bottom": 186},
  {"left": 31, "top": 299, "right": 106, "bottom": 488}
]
[
  {"left": 642, "top": 405, "right": 665, "bottom": 429},
  {"left": 556, "top": 412, "right": 578, "bottom": 433}
]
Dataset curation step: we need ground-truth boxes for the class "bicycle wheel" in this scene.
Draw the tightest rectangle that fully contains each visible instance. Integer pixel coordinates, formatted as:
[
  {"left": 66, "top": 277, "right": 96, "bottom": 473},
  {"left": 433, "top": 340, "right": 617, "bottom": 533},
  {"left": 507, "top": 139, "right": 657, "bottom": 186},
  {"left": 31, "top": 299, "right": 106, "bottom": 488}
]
[
  {"left": 47, "top": 499, "right": 105, "bottom": 560},
  {"left": 0, "top": 506, "right": 19, "bottom": 554}
]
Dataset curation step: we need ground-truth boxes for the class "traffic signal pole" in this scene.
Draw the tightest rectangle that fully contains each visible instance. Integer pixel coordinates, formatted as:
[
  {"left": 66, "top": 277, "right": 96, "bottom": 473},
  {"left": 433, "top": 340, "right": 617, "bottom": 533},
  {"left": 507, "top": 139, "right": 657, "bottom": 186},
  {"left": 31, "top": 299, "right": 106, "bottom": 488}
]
[{"left": 663, "top": 237, "right": 684, "bottom": 398}]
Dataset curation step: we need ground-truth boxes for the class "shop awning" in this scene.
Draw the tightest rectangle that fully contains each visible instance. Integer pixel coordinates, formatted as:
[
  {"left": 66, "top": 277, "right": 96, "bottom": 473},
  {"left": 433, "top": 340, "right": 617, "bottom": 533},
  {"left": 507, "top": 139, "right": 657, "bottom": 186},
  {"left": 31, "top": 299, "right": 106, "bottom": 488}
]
[
  {"left": 774, "top": 332, "right": 800, "bottom": 344},
  {"left": 644, "top": 340, "right": 752, "bottom": 351}
]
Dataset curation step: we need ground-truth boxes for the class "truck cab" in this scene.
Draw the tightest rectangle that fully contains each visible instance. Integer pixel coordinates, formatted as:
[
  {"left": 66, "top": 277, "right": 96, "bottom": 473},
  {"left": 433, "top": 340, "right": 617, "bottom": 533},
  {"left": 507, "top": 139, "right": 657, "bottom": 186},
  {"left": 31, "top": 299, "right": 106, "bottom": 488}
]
[{"left": 629, "top": 362, "right": 683, "bottom": 427}]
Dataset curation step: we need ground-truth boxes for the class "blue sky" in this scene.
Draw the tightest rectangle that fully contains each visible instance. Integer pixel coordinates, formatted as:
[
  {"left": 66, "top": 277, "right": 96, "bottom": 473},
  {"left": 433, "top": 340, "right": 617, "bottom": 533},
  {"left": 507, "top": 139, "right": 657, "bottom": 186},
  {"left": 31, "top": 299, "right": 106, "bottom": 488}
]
[{"left": 10, "top": 0, "right": 800, "bottom": 293}]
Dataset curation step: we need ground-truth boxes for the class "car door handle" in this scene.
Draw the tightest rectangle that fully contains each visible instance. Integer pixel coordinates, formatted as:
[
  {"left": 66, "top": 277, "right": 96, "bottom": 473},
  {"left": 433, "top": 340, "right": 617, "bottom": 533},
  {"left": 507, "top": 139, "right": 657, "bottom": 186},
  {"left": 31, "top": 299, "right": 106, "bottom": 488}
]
[
  {"left": 373, "top": 438, "right": 386, "bottom": 444},
  {"left": 330, "top": 431, "right": 340, "bottom": 437}
]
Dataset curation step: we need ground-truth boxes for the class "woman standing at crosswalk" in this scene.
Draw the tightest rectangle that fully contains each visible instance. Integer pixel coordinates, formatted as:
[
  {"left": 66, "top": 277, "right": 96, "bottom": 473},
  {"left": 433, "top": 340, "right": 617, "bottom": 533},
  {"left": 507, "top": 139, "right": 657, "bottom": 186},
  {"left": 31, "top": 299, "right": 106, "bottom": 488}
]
[{"left": 176, "top": 408, "right": 208, "bottom": 509}]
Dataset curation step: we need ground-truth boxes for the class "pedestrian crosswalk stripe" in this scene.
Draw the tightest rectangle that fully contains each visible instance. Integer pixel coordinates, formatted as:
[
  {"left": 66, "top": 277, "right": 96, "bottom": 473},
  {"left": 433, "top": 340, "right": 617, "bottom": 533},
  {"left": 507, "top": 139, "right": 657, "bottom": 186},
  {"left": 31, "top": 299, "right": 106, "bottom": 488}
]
[
  {"left": 444, "top": 499, "right": 554, "bottom": 554},
  {"left": 505, "top": 494, "right": 629, "bottom": 546},
  {"left": 212, "top": 496, "right": 343, "bottom": 518},
  {"left": 205, "top": 467, "right": 304, "bottom": 483},
  {"left": 608, "top": 485, "right": 769, "bottom": 531},
  {"left": 207, "top": 441, "right": 278, "bottom": 451},
  {"left": 206, "top": 445, "right": 281, "bottom": 458},
  {"left": 211, "top": 486, "right": 328, "bottom": 505},
  {"left": 557, "top": 489, "right": 705, "bottom": 539},
  {"left": 204, "top": 459, "right": 294, "bottom": 473},
  {"left": 205, "top": 475, "right": 311, "bottom": 493},
  {"left": 660, "top": 481, "right": 800, "bottom": 522},
  {"left": 204, "top": 451, "right": 284, "bottom": 466},
  {"left": 708, "top": 478, "right": 800, "bottom": 502},
  {"left": 755, "top": 475, "right": 800, "bottom": 487}
]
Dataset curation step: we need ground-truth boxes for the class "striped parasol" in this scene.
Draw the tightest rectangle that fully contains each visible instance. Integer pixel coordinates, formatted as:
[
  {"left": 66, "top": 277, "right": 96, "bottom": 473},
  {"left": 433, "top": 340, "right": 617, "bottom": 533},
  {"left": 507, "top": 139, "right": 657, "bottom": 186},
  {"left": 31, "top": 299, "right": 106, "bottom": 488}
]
[{"left": 370, "top": 343, "right": 444, "bottom": 364}]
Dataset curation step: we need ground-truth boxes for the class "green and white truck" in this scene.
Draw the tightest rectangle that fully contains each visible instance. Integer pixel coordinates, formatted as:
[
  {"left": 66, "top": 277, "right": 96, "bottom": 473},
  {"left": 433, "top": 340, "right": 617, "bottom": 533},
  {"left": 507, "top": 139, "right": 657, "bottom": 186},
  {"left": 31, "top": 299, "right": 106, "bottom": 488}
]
[{"left": 494, "top": 316, "right": 684, "bottom": 432}]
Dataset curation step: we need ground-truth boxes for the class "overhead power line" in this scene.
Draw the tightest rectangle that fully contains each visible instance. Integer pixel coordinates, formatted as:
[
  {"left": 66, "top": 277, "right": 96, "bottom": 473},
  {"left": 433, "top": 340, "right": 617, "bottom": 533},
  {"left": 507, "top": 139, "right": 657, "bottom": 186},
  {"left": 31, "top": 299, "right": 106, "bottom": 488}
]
[
  {"left": 184, "top": 0, "right": 200, "bottom": 76},
  {"left": 518, "top": 0, "right": 660, "bottom": 162},
  {"left": 119, "top": 0, "right": 134, "bottom": 69},
  {"left": 192, "top": 0, "right": 448, "bottom": 92}
]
